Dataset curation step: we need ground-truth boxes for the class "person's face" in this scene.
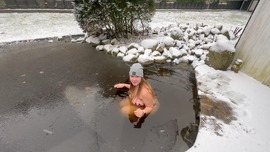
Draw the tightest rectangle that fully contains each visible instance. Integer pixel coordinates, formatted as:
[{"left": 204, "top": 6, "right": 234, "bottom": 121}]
[{"left": 130, "top": 76, "right": 142, "bottom": 86}]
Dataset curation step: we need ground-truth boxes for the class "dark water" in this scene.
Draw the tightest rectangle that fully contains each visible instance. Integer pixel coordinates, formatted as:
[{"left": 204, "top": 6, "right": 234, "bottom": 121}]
[{"left": 0, "top": 42, "right": 198, "bottom": 152}]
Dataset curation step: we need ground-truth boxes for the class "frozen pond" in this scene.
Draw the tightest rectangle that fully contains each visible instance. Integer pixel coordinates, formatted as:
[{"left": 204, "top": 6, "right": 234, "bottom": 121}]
[{"left": 0, "top": 42, "right": 198, "bottom": 152}]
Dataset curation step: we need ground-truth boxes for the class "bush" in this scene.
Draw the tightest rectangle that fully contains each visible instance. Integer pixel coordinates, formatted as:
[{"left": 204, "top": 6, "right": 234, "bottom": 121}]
[{"left": 73, "top": 0, "right": 155, "bottom": 38}]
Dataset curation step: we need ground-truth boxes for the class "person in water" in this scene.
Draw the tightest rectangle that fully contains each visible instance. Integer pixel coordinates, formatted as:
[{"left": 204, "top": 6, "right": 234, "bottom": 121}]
[{"left": 114, "top": 63, "right": 158, "bottom": 120}]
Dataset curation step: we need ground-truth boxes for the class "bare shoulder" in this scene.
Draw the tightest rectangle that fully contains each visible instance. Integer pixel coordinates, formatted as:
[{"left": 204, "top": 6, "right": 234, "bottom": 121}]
[{"left": 140, "top": 86, "right": 154, "bottom": 98}]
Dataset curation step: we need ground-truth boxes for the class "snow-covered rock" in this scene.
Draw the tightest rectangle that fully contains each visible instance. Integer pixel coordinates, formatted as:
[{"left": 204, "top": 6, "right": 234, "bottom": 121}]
[
  {"left": 112, "top": 47, "right": 120, "bottom": 56},
  {"left": 151, "top": 51, "right": 161, "bottom": 57},
  {"left": 206, "top": 35, "right": 236, "bottom": 70},
  {"left": 103, "top": 44, "right": 114, "bottom": 54},
  {"left": 119, "top": 46, "right": 128, "bottom": 54},
  {"left": 210, "top": 35, "right": 235, "bottom": 52},
  {"left": 123, "top": 54, "right": 137, "bottom": 63},
  {"left": 161, "top": 36, "right": 175, "bottom": 48},
  {"left": 111, "top": 38, "right": 119, "bottom": 45},
  {"left": 170, "top": 27, "right": 184, "bottom": 40},
  {"left": 127, "top": 48, "right": 139, "bottom": 55},
  {"left": 154, "top": 56, "right": 166, "bottom": 64},
  {"left": 169, "top": 47, "right": 182, "bottom": 58},
  {"left": 138, "top": 54, "right": 154, "bottom": 65},
  {"left": 86, "top": 36, "right": 100, "bottom": 46},
  {"left": 144, "top": 49, "right": 152, "bottom": 56},
  {"left": 101, "top": 39, "right": 111, "bottom": 45},
  {"left": 140, "top": 39, "right": 158, "bottom": 50},
  {"left": 96, "top": 45, "right": 104, "bottom": 51},
  {"left": 128, "top": 43, "right": 141, "bottom": 50}
]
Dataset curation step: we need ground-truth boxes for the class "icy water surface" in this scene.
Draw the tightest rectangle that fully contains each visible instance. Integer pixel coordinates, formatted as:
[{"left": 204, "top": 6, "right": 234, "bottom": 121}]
[{"left": 0, "top": 42, "right": 198, "bottom": 152}]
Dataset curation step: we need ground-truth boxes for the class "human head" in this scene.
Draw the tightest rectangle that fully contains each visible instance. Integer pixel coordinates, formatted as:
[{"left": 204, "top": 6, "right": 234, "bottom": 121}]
[{"left": 129, "top": 63, "right": 144, "bottom": 77}]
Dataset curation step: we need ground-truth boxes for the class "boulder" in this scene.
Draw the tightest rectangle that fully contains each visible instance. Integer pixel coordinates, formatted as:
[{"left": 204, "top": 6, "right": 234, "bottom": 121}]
[
  {"left": 154, "top": 56, "right": 166, "bottom": 64},
  {"left": 170, "top": 28, "right": 184, "bottom": 40},
  {"left": 205, "top": 35, "right": 236, "bottom": 70},
  {"left": 140, "top": 39, "right": 158, "bottom": 50},
  {"left": 85, "top": 36, "right": 100, "bottom": 47},
  {"left": 123, "top": 54, "right": 137, "bottom": 63},
  {"left": 161, "top": 36, "right": 175, "bottom": 48},
  {"left": 138, "top": 54, "right": 154, "bottom": 65}
]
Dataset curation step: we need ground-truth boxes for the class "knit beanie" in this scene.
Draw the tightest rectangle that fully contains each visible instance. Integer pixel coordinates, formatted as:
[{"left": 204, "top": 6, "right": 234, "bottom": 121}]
[{"left": 129, "top": 63, "right": 144, "bottom": 77}]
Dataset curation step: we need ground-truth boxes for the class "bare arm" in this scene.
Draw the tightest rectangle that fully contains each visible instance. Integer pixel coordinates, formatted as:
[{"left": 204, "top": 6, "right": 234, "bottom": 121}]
[{"left": 114, "top": 83, "right": 130, "bottom": 89}]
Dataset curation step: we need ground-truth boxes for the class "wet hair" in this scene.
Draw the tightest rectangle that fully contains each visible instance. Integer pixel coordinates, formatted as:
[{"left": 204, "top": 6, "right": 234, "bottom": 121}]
[{"left": 129, "top": 78, "right": 155, "bottom": 99}]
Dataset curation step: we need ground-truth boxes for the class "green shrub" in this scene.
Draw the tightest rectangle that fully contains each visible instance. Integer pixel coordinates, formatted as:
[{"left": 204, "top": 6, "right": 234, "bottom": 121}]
[{"left": 73, "top": 0, "right": 155, "bottom": 38}]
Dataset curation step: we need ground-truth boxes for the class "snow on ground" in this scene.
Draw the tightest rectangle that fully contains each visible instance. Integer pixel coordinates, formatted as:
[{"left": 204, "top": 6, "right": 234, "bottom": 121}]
[
  {"left": 0, "top": 10, "right": 251, "bottom": 43},
  {"left": 150, "top": 10, "right": 251, "bottom": 30},
  {"left": 1, "top": 10, "right": 270, "bottom": 151},
  {"left": 187, "top": 65, "right": 270, "bottom": 152},
  {"left": 0, "top": 13, "right": 83, "bottom": 43}
]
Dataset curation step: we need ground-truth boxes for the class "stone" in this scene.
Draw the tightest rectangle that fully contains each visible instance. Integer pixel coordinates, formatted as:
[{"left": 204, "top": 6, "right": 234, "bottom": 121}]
[
  {"left": 123, "top": 54, "right": 137, "bottom": 63},
  {"left": 85, "top": 36, "right": 100, "bottom": 47},
  {"left": 231, "top": 59, "right": 243, "bottom": 73},
  {"left": 170, "top": 28, "right": 184, "bottom": 40},
  {"left": 140, "top": 39, "right": 158, "bottom": 50},
  {"left": 206, "top": 51, "right": 235, "bottom": 70},
  {"left": 205, "top": 35, "right": 236, "bottom": 70},
  {"left": 138, "top": 54, "right": 154, "bottom": 65}
]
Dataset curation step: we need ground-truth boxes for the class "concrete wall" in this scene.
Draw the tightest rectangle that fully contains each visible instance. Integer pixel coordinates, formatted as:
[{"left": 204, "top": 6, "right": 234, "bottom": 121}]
[{"left": 234, "top": 0, "right": 270, "bottom": 87}]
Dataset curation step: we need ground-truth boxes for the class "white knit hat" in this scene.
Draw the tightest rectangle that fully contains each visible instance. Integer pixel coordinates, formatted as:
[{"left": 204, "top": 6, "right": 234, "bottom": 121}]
[{"left": 129, "top": 63, "right": 144, "bottom": 77}]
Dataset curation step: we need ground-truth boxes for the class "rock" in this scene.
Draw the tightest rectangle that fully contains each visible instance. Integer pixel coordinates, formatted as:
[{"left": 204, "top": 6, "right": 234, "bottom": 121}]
[
  {"left": 205, "top": 35, "right": 236, "bottom": 70},
  {"left": 111, "top": 47, "right": 120, "bottom": 56},
  {"left": 162, "top": 48, "right": 172, "bottom": 59},
  {"left": 101, "top": 39, "right": 111, "bottom": 45},
  {"left": 169, "top": 47, "right": 182, "bottom": 58},
  {"left": 170, "top": 28, "right": 184, "bottom": 40},
  {"left": 202, "top": 26, "right": 211, "bottom": 36},
  {"left": 180, "top": 49, "right": 188, "bottom": 56},
  {"left": 152, "top": 27, "right": 161, "bottom": 34},
  {"left": 194, "top": 49, "right": 204, "bottom": 58},
  {"left": 231, "top": 59, "right": 243, "bottom": 73},
  {"left": 154, "top": 56, "right": 166, "bottom": 64},
  {"left": 187, "top": 55, "right": 197, "bottom": 64},
  {"left": 161, "top": 36, "right": 175, "bottom": 48},
  {"left": 111, "top": 38, "right": 119, "bottom": 45},
  {"left": 156, "top": 43, "right": 165, "bottom": 52},
  {"left": 127, "top": 48, "right": 139, "bottom": 55},
  {"left": 138, "top": 54, "right": 154, "bottom": 65},
  {"left": 119, "top": 46, "right": 128, "bottom": 54},
  {"left": 211, "top": 28, "right": 221, "bottom": 35},
  {"left": 211, "top": 35, "right": 235, "bottom": 52},
  {"left": 179, "top": 56, "right": 189, "bottom": 63},
  {"left": 173, "top": 58, "right": 180, "bottom": 64},
  {"left": 117, "top": 52, "right": 125, "bottom": 58},
  {"left": 85, "top": 36, "right": 100, "bottom": 47},
  {"left": 96, "top": 45, "right": 104, "bottom": 51},
  {"left": 103, "top": 44, "right": 114, "bottom": 54},
  {"left": 216, "top": 25, "right": 223, "bottom": 31},
  {"left": 144, "top": 49, "right": 152, "bottom": 56},
  {"left": 123, "top": 54, "right": 137, "bottom": 63},
  {"left": 140, "top": 39, "right": 158, "bottom": 50},
  {"left": 151, "top": 51, "right": 161, "bottom": 57},
  {"left": 137, "top": 46, "right": 145, "bottom": 53},
  {"left": 98, "top": 33, "right": 107, "bottom": 41},
  {"left": 206, "top": 50, "right": 235, "bottom": 70},
  {"left": 128, "top": 43, "right": 141, "bottom": 50}
]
